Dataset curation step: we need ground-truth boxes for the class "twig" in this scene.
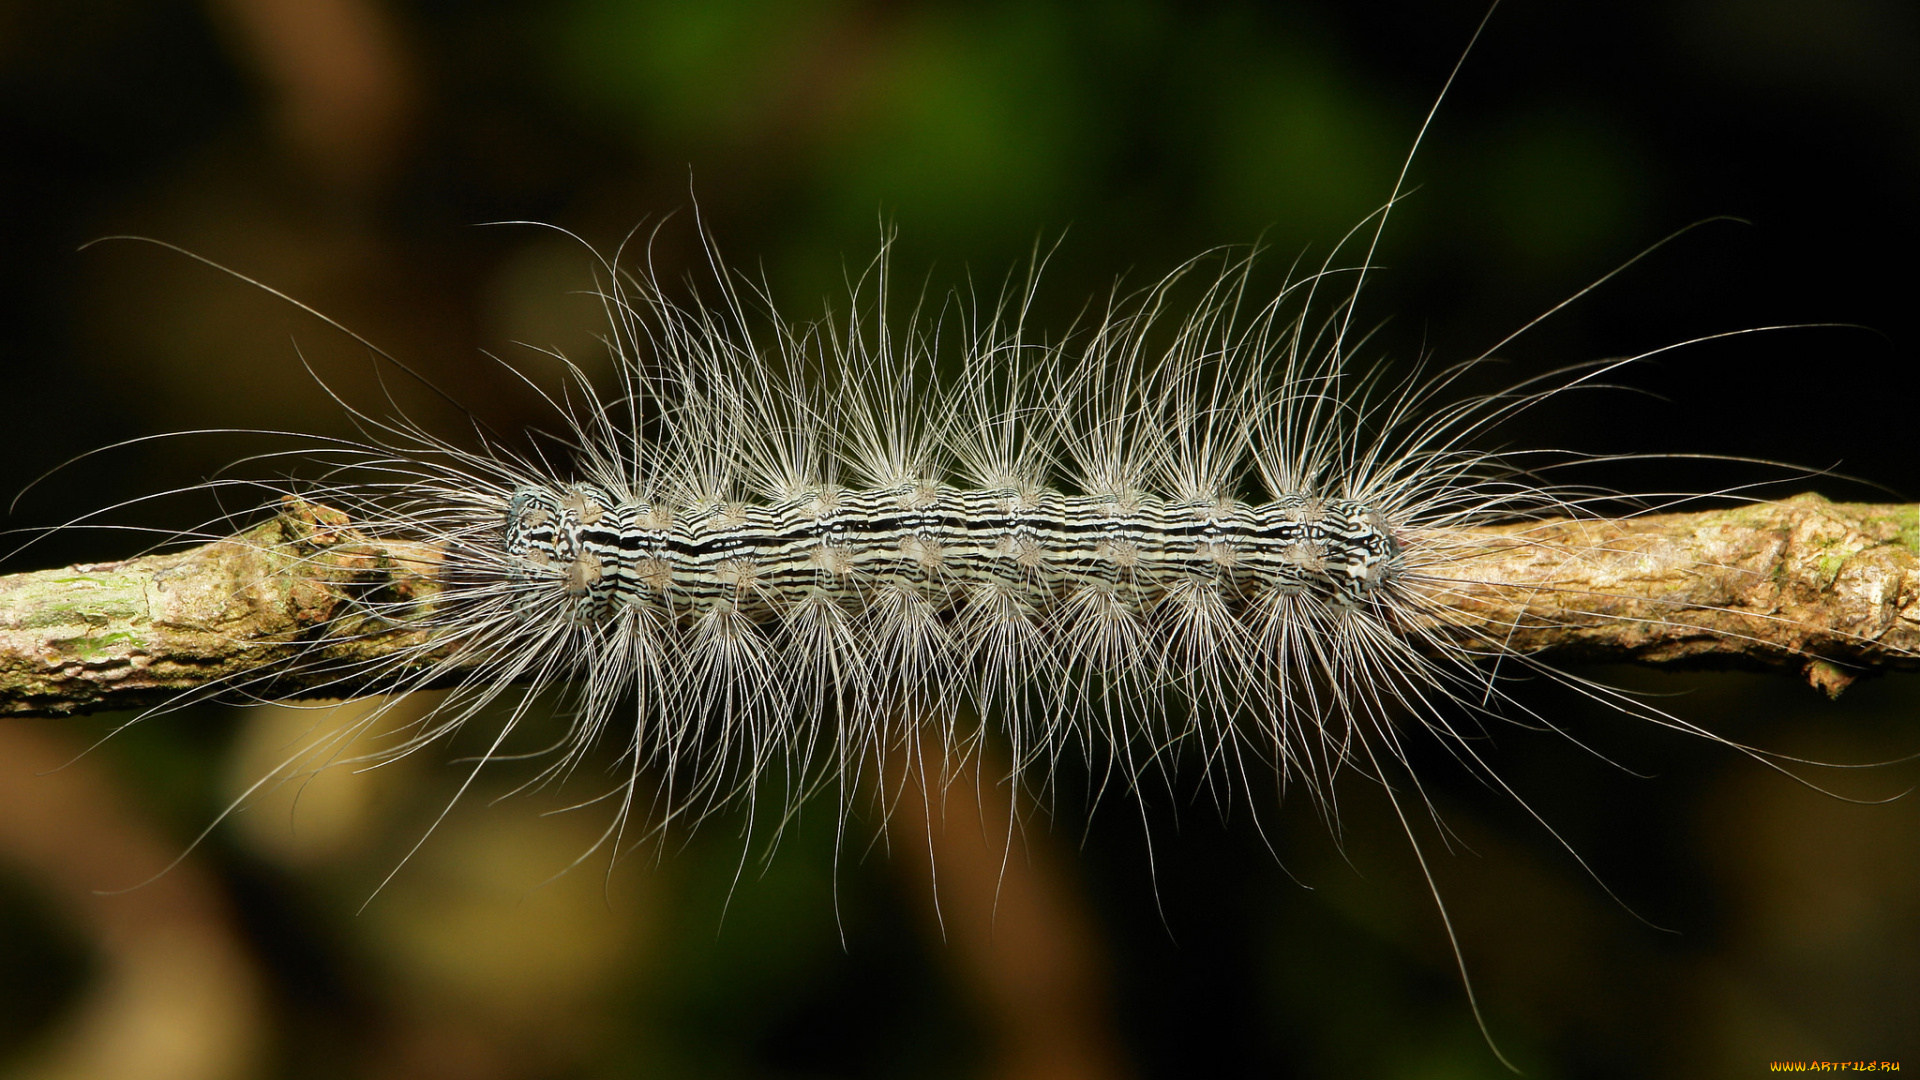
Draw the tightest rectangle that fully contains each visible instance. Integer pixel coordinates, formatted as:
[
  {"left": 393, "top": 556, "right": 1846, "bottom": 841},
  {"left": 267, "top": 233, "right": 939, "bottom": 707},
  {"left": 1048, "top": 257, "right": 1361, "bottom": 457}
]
[{"left": 2, "top": 494, "right": 1914, "bottom": 717}]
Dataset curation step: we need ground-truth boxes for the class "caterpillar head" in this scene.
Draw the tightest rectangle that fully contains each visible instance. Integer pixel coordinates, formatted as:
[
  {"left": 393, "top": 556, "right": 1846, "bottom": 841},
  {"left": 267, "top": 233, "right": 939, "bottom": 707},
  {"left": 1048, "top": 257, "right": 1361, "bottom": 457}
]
[
  {"left": 503, "top": 483, "right": 628, "bottom": 620},
  {"left": 1325, "top": 501, "right": 1402, "bottom": 599}
]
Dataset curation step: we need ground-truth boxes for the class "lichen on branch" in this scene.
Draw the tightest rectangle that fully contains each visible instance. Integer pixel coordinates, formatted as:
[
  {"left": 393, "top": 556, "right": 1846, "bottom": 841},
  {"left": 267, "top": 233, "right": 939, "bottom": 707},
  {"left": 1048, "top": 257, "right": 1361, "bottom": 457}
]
[{"left": 0, "top": 500, "right": 450, "bottom": 716}]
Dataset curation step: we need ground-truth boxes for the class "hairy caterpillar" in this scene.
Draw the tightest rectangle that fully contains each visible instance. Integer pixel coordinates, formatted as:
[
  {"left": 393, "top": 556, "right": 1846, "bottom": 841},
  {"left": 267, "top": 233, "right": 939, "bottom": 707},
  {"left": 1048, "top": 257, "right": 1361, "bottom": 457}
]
[{"left": 3, "top": 6, "right": 1920, "bottom": 1068}]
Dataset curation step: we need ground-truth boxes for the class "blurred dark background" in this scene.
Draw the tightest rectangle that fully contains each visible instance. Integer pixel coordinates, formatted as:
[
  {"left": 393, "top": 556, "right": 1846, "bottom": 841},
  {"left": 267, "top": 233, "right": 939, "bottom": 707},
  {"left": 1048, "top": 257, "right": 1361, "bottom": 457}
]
[{"left": 1, "top": 1, "right": 1917, "bottom": 1078}]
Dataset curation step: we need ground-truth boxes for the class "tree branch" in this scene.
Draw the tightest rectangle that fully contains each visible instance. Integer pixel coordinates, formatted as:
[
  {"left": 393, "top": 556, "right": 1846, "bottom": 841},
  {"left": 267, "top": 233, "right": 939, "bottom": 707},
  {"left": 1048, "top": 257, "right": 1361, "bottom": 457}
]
[
  {"left": 2, "top": 495, "right": 1915, "bottom": 718},
  {"left": 0, "top": 500, "right": 449, "bottom": 717},
  {"left": 1407, "top": 494, "right": 1920, "bottom": 696}
]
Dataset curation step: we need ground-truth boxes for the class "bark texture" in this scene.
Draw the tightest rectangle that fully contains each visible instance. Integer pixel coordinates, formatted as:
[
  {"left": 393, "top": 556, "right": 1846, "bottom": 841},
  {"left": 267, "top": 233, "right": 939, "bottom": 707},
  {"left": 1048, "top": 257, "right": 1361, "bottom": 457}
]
[
  {"left": 1405, "top": 494, "right": 1920, "bottom": 696},
  {"left": 1, "top": 494, "right": 1915, "bottom": 717},
  {"left": 0, "top": 500, "right": 447, "bottom": 717}
]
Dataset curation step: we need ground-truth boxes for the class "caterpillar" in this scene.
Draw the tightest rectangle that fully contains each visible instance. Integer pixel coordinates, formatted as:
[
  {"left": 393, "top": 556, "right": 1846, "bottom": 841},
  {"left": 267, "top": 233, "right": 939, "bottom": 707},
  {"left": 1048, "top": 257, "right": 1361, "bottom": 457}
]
[
  {"left": 25, "top": 224, "right": 1906, "bottom": 850},
  {"left": 26, "top": 231, "right": 1793, "bottom": 807}
]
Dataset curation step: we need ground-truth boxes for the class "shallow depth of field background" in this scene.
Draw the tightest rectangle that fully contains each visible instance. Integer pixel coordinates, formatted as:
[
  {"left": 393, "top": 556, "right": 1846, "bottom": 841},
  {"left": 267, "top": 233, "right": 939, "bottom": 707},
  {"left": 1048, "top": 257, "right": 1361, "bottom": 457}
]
[{"left": 2, "top": 2, "right": 1918, "bottom": 1078}]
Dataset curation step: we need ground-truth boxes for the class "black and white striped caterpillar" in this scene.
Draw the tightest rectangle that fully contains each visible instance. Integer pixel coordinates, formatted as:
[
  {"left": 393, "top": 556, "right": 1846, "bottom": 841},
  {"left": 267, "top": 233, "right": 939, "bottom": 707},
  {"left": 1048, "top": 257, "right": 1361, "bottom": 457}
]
[
  {"left": 222, "top": 221, "right": 1898, "bottom": 858},
  {"left": 244, "top": 230, "right": 1575, "bottom": 844}
]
